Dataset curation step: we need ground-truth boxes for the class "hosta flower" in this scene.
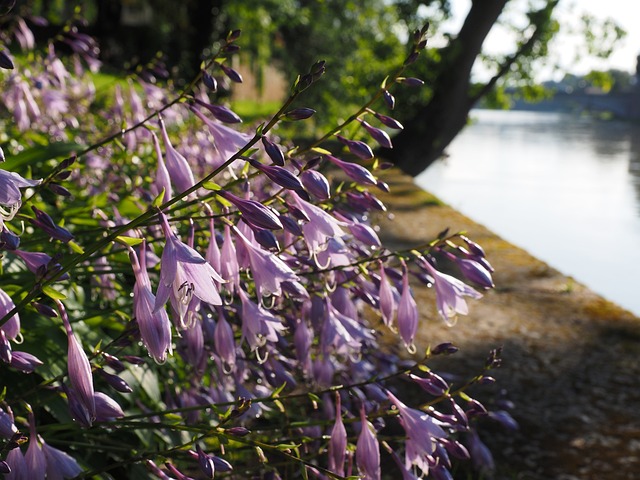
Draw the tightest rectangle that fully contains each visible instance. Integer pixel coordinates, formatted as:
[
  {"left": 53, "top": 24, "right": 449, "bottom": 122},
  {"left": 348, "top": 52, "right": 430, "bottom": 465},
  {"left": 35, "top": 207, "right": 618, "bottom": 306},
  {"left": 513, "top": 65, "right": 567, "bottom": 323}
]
[
  {"left": 0, "top": 169, "right": 41, "bottom": 222},
  {"left": 420, "top": 258, "right": 482, "bottom": 326},
  {"left": 378, "top": 264, "right": 396, "bottom": 327},
  {"left": 356, "top": 406, "right": 380, "bottom": 480},
  {"left": 26, "top": 413, "right": 46, "bottom": 480},
  {"left": 386, "top": 390, "right": 447, "bottom": 472},
  {"left": 59, "top": 301, "right": 95, "bottom": 420},
  {"left": 151, "top": 130, "right": 172, "bottom": 202},
  {"left": 0, "top": 288, "right": 20, "bottom": 342},
  {"left": 190, "top": 106, "right": 252, "bottom": 164},
  {"left": 155, "top": 213, "right": 224, "bottom": 315},
  {"left": 290, "top": 191, "right": 346, "bottom": 257},
  {"left": 130, "top": 243, "right": 172, "bottom": 363},
  {"left": 234, "top": 228, "right": 302, "bottom": 298},
  {"left": 397, "top": 262, "right": 418, "bottom": 352},
  {"left": 328, "top": 393, "right": 347, "bottom": 476},
  {"left": 42, "top": 441, "right": 83, "bottom": 480},
  {"left": 238, "top": 287, "right": 285, "bottom": 352},
  {"left": 159, "top": 116, "right": 196, "bottom": 194}
]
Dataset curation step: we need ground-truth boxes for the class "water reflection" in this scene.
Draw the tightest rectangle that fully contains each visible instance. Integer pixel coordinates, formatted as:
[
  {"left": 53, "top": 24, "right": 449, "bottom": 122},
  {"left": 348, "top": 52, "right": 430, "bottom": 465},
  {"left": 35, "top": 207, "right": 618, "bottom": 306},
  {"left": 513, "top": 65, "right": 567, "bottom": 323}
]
[{"left": 417, "top": 109, "right": 640, "bottom": 315}]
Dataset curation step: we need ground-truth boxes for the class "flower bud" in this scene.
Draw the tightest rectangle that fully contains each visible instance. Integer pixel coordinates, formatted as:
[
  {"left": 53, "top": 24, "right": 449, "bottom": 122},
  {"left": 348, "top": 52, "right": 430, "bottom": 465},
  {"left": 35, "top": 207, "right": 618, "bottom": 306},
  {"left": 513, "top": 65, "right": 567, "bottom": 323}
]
[
  {"left": 284, "top": 108, "right": 315, "bottom": 120},
  {"left": 202, "top": 70, "right": 217, "bottom": 91},
  {"left": 218, "top": 63, "right": 243, "bottom": 83},
  {"left": 335, "top": 135, "right": 374, "bottom": 160},
  {"left": 98, "top": 368, "right": 133, "bottom": 393},
  {"left": 383, "top": 90, "right": 395, "bottom": 109},
  {"left": 0, "top": 50, "right": 13, "bottom": 70},
  {"left": 327, "top": 155, "right": 376, "bottom": 186},
  {"left": 300, "top": 170, "right": 330, "bottom": 200},
  {"left": 431, "top": 342, "right": 458, "bottom": 355},
  {"left": 194, "top": 98, "right": 242, "bottom": 123},
  {"left": 398, "top": 77, "right": 425, "bottom": 87},
  {"left": 261, "top": 137, "right": 286, "bottom": 166},
  {"left": 358, "top": 119, "right": 392, "bottom": 149}
]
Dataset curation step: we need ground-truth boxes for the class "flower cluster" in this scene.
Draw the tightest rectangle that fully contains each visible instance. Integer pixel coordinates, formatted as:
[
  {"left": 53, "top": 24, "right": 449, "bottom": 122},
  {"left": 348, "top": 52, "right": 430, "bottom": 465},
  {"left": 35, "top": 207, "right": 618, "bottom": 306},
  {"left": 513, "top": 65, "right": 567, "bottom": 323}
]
[{"left": 0, "top": 14, "right": 512, "bottom": 480}]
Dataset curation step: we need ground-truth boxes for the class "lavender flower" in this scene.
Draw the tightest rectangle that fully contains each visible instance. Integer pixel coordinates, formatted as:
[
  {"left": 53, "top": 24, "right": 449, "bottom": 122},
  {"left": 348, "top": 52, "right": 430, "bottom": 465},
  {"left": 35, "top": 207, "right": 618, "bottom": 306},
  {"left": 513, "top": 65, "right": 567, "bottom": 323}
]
[
  {"left": 328, "top": 393, "right": 347, "bottom": 476},
  {"left": 219, "top": 190, "right": 283, "bottom": 230},
  {"left": 0, "top": 287, "right": 20, "bottom": 342},
  {"left": 151, "top": 130, "right": 172, "bottom": 202},
  {"left": 29, "top": 207, "right": 74, "bottom": 243},
  {"left": 234, "top": 228, "right": 302, "bottom": 298},
  {"left": 335, "top": 134, "right": 374, "bottom": 160},
  {"left": 0, "top": 169, "right": 41, "bottom": 222},
  {"left": 300, "top": 169, "right": 330, "bottom": 200},
  {"left": 326, "top": 155, "right": 377, "bottom": 186},
  {"left": 290, "top": 192, "right": 345, "bottom": 257},
  {"left": 155, "top": 213, "right": 224, "bottom": 315},
  {"left": 5, "top": 447, "right": 27, "bottom": 480},
  {"left": 358, "top": 119, "right": 393, "bottom": 149},
  {"left": 387, "top": 391, "right": 447, "bottom": 473},
  {"left": 42, "top": 441, "right": 83, "bottom": 479},
  {"left": 238, "top": 287, "right": 286, "bottom": 352},
  {"left": 378, "top": 264, "right": 396, "bottom": 327},
  {"left": 159, "top": 116, "right": 196, "bottom": 194},
  {"left": 397, "top": 262, "right": 418, "bottom": 352},
  {"left": 130, "top": 243, "right": 173, "bottom": 363},
  {"left": 59, "top": 301, "right": 95, "bottom": 420},
  {"left": 26, "top": 414, "right": 46, "bottom": 480},
  {"left": 356, "top": 406, "right": 380, "bottom": 480},
  {"left": 420, "top": 258, "right": 482, "bottom": 326}
]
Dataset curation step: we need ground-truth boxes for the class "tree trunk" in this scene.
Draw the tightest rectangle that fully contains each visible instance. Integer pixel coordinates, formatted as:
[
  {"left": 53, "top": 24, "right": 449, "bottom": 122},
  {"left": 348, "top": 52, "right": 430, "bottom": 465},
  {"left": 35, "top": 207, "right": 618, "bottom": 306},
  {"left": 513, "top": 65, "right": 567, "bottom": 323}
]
[{"left": 385, "top": 0, "right": 508, "bottom": 177}]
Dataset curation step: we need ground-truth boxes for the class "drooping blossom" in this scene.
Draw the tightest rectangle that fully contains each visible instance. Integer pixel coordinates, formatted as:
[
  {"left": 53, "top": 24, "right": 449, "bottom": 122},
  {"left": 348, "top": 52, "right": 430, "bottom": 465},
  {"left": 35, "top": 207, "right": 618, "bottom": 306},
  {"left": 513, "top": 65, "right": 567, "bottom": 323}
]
[
  {"left": 356, "top": 405, "right": 380, "bottom": 480},
  {"left": 218, "top": 190, "right": 283, "bottom": 231},
  {"left": 0, "top": 169, "right": 41, "bottom": 223},
  {"left": 190, "top": 106, "right": 252, "bottom": 164},
  {"left": 419, "top": 257, "right": 482, "bottom": 326},
  {"left": 326, "top": 155, "right": 377, "bottom": 186},
  {"left": 130, "top": 242, "right": 172, "bottom": 363},
  {"left": 290, "top": 191, "right": 346, "bottom": 257},
  {"left": 300, "top": 169, "right": 330, "bottom": 200},
  {"left": 328, "top": 393, "right": 347, "bottom": 476},
  {"left": 154, "top": 213, "right": 224, "bottom": 315},
  {"left": 238, "top": 287, "right": 286, "bottom": 353},
  {"left": 159, "top": 116, "right": 196, "bottom": 195},
  {"left": 0, "top": 287, "right": 20, "bottom": 343},
  {"left": 25, "top": 412, "right": 46, "bottom": 480},
  {"left": 378, "top": 264, "right": 396, "bottom": 327},
  {"left": 42, "top": 440, "right": 83, "bottom": 480},
  {"left": 386, "top": 390, "right": 447, "bottom": 473},
  {"left": 397, "top": 262, "right": 418, "bottom": 352},
  {"left": 213, "top": 310, "right": 236, "bottom": 372},
  {"left": 151, "top": 130, "right": 172, "bottom": 202},
  {"left": 234, "top": 227, "right": 303, "bottom": 298},
  {"left": 58, "top": 300, "right": 95, "bottom": 420}
]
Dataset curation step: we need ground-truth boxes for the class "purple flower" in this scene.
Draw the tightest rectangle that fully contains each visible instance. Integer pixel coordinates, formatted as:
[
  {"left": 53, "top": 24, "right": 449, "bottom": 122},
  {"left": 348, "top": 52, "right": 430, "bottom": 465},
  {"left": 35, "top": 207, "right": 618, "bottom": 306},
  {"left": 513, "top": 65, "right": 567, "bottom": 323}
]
[
  {"left": 371, "top": 111, "right": 404, "bottom": 130},
  {"left": 93, "top": 392, "right": 125, "bottom": 422},
  {"left": 326, "top": 155, "right": 377, "bottom": 186},
  {"left": 378, "top": 265, "right": 396, "bottom": 327},
  {"left": 420, "top": 258, "right": 482, "bottom": 326},
  {"left": 261, "top": 137, "right": 286, "bottom": 166},
  {"left": 0, "top": 407, "right": 17, "bottom": 439},
  {"left": 234, "top": 228, "right": 302, "bottom": 298},
  {"left": 5, "top": 447, "right": 27, "bottom": 480},
  {"left": 59, "top": 301, "right": 95, "bottom": 420},
  {"left": 151, "top": 131, "right": 172, "bottom": 202},
  {"left": 358, "top": 119, "right": 393, "bottom": 149},
  {"left": 155, "top": 213, "right": 224, "bottom": 316},
  {"left": 190, "top": 107, "right": 252, "bottom": 164},
  {"left": 300, "top": 170, "right": 330, "bottom": 200},
  {"left": 467, "top": 431, "right": 495, "bottom": 475},
  {"left": 42, "top": 441, "right": 83, "bottom": 479},
  {"left": 328, "top": 393, "right": 347, "bottom": 476},
  {"left": 290, "top": 192, "right": 346, "bottom": 257},
  {"left": 26, "top": 414, "right": 46, "bottom": 480},
  {"left": 219, "top": 191, "right": 283, "bottom": 230},
  {"left": 213, "top": 311, "right": 236, "bottom": 372},
  {"left": 397, "top": 263, "right": 418, "bottom": 352},
  {"left": 220, "top": 224, "right": 240, "bottom": 293},
  {"left": 356, "top": 406, "right": 380, "bottom": 480},
  {"left": 159, "top": 116, "right": 196, "bottom": 195},
  {"left": 0, "top": 288, "right": 20, "bottom": 342},
  {"left": 335, "top": 134, "right": 374, "bottom": 160},
  {"left": 130, "top": 243, "right": 173, "bottom": 363},
  {"left": 193, "top": 98, "right": 242, "bottom": 123},
  {"left": 9, "top": 351, "right": 43, "bottom": 373},
  {"left": 387, "top": 391, "right": 447, "bottom": 472},
  {"left": 238, "top": 287, "right": 285, "bottom": 352},
  {"left": 29, "top": 207, "right": 74, "bottom": 243},
  {"left": 0, "top": 169, "right": 41, "bottom": 221}
]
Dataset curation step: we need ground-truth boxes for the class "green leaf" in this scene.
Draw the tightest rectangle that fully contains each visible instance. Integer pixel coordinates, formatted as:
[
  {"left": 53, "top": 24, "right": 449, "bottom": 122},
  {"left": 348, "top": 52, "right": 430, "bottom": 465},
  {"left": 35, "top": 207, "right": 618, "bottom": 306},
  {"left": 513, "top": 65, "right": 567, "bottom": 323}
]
[
  {"left": 153, "top": 188, "right": 165, "bottom": 207},
  {"left": 68, "top": 240, "right": 84, "bottom": 254},
  {"left": 203, "top": 181, "right": 222, "bottom": 191},
  {"left": 116, "top": 236, "right": 144, "bottom": 247},
  {"left": 271, "top": 382, "right": 287, "bottom": 397},
  {"left": 42, "top": 285, "right": 67, "bottom": 301}
]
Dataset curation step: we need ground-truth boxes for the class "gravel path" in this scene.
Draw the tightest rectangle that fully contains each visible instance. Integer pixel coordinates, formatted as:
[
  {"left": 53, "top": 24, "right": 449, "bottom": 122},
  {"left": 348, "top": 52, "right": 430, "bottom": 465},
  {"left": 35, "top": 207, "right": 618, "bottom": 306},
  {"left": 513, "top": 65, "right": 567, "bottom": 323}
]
[{"left": 374, "top": 170, "right": 640, "bottom": 480}]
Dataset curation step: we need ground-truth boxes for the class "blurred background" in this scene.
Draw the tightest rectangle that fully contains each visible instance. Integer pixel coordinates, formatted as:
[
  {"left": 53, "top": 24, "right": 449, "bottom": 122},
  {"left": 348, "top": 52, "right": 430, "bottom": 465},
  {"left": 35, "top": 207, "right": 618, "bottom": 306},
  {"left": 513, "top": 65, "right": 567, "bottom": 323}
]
[{"left": 7, "top": 0, "right": 639, "bottom": 314}]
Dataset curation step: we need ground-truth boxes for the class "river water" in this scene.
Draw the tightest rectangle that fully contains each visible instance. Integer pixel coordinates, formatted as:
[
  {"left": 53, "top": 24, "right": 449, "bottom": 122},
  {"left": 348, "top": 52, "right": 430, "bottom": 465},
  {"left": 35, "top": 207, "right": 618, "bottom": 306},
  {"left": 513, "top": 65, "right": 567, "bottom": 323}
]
[{"left": 416, "top": 109, "right": 640, "bottom": 316}]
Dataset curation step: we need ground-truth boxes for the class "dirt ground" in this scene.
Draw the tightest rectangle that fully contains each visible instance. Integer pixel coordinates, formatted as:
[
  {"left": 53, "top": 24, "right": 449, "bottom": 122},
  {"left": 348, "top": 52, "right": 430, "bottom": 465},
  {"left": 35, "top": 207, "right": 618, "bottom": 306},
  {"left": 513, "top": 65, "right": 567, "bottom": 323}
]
[{"left": 374, "top": 169, "right": 640, "bottom": 480}]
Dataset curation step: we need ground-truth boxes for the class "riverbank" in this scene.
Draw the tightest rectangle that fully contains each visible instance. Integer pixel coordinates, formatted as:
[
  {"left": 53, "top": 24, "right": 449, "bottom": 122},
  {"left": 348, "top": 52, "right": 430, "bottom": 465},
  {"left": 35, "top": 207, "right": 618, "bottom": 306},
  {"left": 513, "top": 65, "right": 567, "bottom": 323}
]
[{"left": 375, "top": 168, "right": 640, "bottom": 480}]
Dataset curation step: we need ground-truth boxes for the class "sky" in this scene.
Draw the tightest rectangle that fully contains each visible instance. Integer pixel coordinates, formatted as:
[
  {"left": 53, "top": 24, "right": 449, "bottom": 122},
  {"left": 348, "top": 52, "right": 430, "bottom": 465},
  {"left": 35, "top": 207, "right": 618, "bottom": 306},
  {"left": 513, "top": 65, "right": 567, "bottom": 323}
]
[{"left": 442, "top": 0, "right": 639, "bottom": 82}]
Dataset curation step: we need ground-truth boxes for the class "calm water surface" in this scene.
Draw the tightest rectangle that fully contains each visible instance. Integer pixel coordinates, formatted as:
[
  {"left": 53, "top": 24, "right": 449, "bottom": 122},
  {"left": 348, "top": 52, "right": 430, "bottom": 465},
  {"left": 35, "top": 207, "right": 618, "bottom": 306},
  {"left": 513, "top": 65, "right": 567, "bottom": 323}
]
[{"left": 416, "top": 109, "right": 640, "bottom": 316}]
